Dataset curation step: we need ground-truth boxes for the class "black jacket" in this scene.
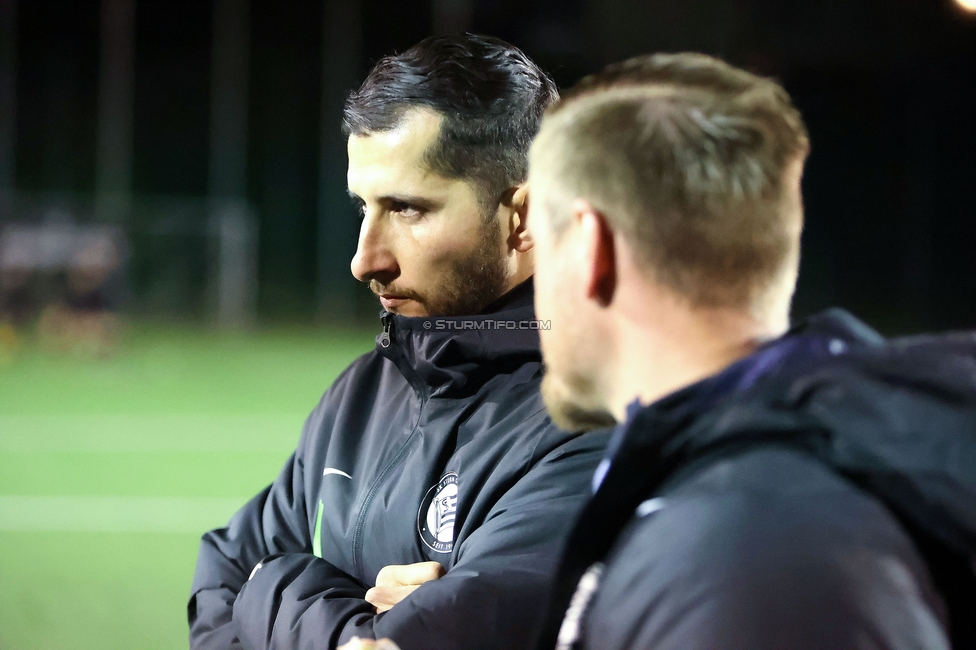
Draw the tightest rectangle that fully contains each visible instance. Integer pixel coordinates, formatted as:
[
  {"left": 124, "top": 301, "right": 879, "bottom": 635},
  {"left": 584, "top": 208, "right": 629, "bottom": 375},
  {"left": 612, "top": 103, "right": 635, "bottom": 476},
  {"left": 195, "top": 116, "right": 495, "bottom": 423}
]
[
  {"left": 538, "top": 309, "right": 976, "bottom": 650},
  {"left": 188, "top": 280, "right": 608, "bottom": 650}
]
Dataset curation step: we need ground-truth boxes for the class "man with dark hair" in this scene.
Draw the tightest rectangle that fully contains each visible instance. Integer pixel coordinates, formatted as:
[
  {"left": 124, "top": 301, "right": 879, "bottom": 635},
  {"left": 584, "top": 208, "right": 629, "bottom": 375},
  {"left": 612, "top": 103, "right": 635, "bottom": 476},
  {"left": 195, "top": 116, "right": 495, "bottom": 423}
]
[
  {"left": 527, "top": 52, "right": 971, "bottom": 649},
  {"left": 188, "top": 34, "right": 608, "bottom": 650},
  {"left": 343, "top": 35, "right": 554, "bottom": 220}
]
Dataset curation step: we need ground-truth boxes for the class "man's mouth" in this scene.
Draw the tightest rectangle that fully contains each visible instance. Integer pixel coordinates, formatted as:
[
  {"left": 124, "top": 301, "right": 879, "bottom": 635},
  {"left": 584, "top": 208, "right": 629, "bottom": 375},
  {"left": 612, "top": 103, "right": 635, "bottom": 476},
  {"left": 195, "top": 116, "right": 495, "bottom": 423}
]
[
  {"left": 371, "top": 280, "right": 423, "bottom": 312},
  {"left": 378, "top": 294, "right": 411, "bottom": 310}
]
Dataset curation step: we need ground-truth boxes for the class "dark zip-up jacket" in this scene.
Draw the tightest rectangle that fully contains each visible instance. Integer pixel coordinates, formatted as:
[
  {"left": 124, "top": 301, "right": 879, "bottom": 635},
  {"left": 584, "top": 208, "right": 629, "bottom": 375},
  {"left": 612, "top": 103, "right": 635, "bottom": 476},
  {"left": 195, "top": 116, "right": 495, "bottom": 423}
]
[
  {"left": 188, "top": 280, "right": 609, "bottom": 650},
  {"left": 538, "top": 309, "right": 976, "bottom": 650}
]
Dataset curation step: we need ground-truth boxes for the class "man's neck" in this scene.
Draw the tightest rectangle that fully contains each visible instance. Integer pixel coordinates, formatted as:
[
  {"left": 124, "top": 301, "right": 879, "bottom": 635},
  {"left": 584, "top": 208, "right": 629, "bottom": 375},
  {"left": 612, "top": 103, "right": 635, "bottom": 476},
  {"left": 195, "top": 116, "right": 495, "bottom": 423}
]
[
  {"left": 476, "top": 259, "right": 534, "bottom": 314},
  {"left": 504, "top": 254, "right": 535, "bottom": 295},
  {"left": 477, "top": 274, "right": 534, "bottom": 315},
  {"left": 607, "top": 294, "right": 786, "bottom": 421}
]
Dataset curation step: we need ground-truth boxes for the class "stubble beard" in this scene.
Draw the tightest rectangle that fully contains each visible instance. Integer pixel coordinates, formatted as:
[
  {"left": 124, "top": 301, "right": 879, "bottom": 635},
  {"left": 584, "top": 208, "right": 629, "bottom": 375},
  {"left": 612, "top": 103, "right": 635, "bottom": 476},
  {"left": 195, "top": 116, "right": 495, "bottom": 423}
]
[{"left": 371, "top": 217, "right": 510, "bottom": 317}]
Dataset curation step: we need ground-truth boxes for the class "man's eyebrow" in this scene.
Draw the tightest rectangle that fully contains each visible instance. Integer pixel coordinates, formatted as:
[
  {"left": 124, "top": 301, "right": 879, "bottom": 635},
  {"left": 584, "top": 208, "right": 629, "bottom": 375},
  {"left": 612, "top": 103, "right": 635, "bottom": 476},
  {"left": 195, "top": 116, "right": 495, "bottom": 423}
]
[
  {"left": 351, "top": 193, "right": 439, "bottom": 209},
  {"left": 345, "top": 191, "right": 441, "bottom": 210},
  {"left": 381, "top": 193, "right": 438, "bottom": 208}
]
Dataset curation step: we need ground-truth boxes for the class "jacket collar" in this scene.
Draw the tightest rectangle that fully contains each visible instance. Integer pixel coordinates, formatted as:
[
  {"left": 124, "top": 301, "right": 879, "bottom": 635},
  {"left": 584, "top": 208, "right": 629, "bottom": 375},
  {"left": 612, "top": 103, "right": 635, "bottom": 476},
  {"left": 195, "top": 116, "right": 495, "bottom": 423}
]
[
  {"left": 374, "top": 278, "right": 542, "bottom": 398},
  {"left": 599, "top": 306, "right": 976, "bottom": 500},
  {"left": 612, "top": 309, "right": 881, "bottom": 447}
]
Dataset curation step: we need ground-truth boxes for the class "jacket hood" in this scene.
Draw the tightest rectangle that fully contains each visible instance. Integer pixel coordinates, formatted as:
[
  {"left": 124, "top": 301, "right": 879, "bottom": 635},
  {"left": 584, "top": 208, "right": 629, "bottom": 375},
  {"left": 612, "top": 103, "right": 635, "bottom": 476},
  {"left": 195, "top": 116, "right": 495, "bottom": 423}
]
[
  {"left": 607, "top": 308, "right": 976, "bottom": 585},
  {"left": 374, "top": 278, "right": 543, "bottom": 397}
]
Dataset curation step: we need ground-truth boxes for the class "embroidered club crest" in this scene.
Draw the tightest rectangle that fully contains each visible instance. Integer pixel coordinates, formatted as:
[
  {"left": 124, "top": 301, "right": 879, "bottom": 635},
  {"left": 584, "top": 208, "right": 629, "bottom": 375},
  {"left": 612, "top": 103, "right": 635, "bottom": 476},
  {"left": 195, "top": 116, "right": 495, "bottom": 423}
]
[{"left": 418, "top": 472, "right": 458, "bottom": 553}]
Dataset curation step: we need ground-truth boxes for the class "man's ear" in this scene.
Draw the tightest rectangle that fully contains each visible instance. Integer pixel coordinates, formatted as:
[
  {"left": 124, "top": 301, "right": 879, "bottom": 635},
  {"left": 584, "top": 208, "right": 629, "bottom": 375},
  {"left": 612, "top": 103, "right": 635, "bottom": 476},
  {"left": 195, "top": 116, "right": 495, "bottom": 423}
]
[
  {"left": 573, "top": 199, "right": 616, "bottom": 307},
  {"left": 506, "top": 184, "right": 533, "bottom": 253}
]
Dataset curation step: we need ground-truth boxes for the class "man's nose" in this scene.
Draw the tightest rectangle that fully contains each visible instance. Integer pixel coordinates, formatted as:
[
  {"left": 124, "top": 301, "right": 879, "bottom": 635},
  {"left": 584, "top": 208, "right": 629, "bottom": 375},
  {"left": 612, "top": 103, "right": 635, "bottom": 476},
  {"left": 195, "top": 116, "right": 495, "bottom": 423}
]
[{"left": 350, "top": 214, "right": 398, "bottom": 283}]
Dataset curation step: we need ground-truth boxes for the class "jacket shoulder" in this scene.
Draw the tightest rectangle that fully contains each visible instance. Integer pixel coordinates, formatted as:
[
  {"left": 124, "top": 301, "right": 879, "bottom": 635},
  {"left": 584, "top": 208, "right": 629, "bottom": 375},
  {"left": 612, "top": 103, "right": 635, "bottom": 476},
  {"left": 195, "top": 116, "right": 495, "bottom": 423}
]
[
  {"left": 296, "top": 349, "right": 408, "bottom": 452},
  {"left": 585, "top": 448, "right": 950, "bottom": 650}
]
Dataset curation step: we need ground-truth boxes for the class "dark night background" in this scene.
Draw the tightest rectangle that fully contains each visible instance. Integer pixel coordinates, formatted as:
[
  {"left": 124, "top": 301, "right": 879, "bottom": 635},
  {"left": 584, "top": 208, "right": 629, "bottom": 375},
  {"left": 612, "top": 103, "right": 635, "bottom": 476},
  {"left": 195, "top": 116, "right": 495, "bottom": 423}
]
[
  {"left": 3, "top": 0, "right": 976, "bottom": 332},
  {"left": 1, "top": 4, "right": 976, "bottom": 646}
]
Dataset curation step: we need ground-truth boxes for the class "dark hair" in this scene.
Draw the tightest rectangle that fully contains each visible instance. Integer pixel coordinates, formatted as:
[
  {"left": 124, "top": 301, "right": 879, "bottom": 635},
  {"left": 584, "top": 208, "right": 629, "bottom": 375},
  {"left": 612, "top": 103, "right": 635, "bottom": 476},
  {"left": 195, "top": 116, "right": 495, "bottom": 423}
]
[{"left": 343, "top": 34, "right": 558, "bottom": 213}]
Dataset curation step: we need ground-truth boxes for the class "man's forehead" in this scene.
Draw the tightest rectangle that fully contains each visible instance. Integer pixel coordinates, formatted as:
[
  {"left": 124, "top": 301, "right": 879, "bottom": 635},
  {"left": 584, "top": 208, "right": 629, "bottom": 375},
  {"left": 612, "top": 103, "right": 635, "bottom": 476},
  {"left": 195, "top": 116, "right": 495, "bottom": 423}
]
[
  {"left": 347, "top": 109, "right": 442, "bottom": 167},
  {"left": 346, "top": 108, "right": 449, "bottom": 194}
]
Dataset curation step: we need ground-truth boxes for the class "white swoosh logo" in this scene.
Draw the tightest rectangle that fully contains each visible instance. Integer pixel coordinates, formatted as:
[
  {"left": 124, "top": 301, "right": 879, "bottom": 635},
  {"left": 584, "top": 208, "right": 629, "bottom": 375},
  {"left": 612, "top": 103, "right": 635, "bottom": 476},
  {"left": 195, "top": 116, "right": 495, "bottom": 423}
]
[
  {"left": 635, "top": 497, "right": 666, "bottom": 517},
  {"left": 322, "top": 468, "right": 352, "bottom": 479}
]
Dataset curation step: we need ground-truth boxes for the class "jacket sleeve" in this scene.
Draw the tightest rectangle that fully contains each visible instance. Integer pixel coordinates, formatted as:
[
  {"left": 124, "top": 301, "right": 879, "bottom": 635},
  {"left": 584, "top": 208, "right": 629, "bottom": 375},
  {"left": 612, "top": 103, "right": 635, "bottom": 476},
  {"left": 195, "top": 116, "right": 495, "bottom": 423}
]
[
  {"left": 229, "top": 430, "right": 609, "bottom": 650},
  {"left": 188, "top": 412, "right": 344, "bottom": 649}
]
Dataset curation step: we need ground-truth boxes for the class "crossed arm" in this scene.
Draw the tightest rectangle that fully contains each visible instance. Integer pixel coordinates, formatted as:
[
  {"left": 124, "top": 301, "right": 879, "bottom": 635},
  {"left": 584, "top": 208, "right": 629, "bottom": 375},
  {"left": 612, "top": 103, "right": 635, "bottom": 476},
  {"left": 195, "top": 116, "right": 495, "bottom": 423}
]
[
  {"left": 327, "top": 561, "right": 445, "bottom": 650},
  {"left": 365, "top": 562, "right": 446, "bottom": 613},
  {"left": 189, "top": 434, "right": 606, "bottom": 650}
]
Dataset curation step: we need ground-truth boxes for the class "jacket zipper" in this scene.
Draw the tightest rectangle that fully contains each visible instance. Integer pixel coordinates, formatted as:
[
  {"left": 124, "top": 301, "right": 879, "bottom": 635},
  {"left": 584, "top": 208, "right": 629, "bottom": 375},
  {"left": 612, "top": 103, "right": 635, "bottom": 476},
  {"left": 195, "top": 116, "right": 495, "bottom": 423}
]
[
  {"left": 352, "top": 404, "right": 426, "bottom": 580},
  {"left": 352, "top": 311, "right": 426, "bottom": 580},
  {"left": 379, "top": 313, "right": 393, "bottom": 348}
]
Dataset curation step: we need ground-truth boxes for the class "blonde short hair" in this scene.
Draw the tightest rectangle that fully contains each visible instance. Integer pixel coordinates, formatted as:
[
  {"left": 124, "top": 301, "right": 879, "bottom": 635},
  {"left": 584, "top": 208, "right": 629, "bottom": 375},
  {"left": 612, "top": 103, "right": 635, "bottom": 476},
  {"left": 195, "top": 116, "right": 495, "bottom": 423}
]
[{"left": 530, "top": 53, "right": 810, "bottom": 313}]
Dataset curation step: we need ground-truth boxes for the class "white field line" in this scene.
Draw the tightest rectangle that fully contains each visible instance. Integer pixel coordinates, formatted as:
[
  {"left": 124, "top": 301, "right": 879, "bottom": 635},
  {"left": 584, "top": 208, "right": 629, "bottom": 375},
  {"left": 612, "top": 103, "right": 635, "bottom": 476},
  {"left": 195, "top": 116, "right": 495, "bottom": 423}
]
[
  {"left": 0, "top": 414, "right": 303, "bottom": 452},
  {"left": 0, "top": 496, "right": 246, "bottom": 534}
]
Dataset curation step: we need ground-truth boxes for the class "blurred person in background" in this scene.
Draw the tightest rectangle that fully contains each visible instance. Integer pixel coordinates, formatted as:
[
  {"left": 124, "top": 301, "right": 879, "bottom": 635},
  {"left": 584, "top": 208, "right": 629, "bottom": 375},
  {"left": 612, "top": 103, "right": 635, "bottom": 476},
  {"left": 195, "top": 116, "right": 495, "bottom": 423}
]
[
  {"left": 37, "top": 231, "right": 124, "bottom": 356},
  {"left": 188, "top": 34, "right": 609, "bottom": 650},
  {"left": 0, "top": 223, "right": 124, "bottom": 359},
  {"left": 524, "top": 53, "right": 973, "bottom": 650},
  {"left": 0, "top": 265, "right": 32, "bottom": 362}
]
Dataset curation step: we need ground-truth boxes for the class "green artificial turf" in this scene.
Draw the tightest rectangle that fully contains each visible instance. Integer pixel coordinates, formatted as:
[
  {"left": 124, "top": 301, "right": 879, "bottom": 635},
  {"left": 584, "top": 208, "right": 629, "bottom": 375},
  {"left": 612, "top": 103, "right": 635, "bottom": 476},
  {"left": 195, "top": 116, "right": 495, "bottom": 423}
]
[{"left": 0, "top": 323, "right": 375, "bottom": 649}]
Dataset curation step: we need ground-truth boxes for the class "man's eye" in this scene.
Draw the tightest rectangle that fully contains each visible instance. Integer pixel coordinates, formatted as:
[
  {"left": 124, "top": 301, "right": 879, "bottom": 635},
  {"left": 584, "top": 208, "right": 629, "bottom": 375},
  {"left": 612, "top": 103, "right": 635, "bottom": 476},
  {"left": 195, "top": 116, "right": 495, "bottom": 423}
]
[{"left": 391, "top": 201, "right": 425, "bottom": 220}]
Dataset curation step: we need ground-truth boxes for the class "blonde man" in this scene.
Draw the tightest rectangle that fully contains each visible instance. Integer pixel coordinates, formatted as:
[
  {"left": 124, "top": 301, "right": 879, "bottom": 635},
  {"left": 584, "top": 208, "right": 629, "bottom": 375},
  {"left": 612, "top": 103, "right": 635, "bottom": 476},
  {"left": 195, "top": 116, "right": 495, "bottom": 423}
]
[{"left": 527, "top": 53, "right": 969, "bottom": 650}]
